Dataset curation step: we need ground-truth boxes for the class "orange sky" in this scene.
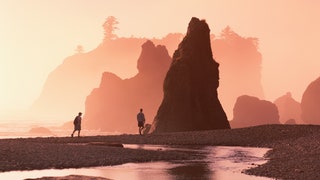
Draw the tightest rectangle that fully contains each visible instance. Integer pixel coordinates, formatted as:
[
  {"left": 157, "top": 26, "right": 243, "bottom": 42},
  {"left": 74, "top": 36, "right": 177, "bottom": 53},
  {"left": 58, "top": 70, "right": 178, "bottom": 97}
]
[{"left": 0, "top": 0, "right": 319, "bottom": 122}]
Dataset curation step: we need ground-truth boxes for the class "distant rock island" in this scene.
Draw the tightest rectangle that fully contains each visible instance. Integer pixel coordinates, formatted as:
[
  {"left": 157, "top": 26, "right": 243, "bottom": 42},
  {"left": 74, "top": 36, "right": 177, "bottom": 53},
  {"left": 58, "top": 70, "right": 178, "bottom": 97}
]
[
  {"left": 28, "top": 127, "right": 53, "bottom": 135},
  {"left": 301, "top": 76, "right": 320, "bottom": 124},
  {"left": 230, "top": 95, "right": 280, "bottom": 128},
  {"left": 151, "top": 17, "right": 230, "bottom": 133},
  {"left": 274, "top": 92, "right": 302, "bottom": 124},
  {"left": 84, "top": 40, "right": 171, "bottom": 132}
]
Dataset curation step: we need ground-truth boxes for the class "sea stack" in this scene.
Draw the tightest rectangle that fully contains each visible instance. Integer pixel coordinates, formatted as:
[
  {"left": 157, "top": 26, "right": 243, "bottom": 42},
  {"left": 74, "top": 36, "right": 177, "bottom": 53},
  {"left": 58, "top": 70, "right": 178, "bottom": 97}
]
[
  {"left": 230, "top": 95, "right": 280, "bottom": 128},
  {"left": 301, "top": 76, "right": 320, "bottom": 124},
  {"left": 274, "top": 92, "right": 302, "bottom": 124},
  {"left": 84, "top": 40, "right": 171, "bottom": 132},
  {"left": 151, "top": 17, "right": 230, "bottom": 133}
]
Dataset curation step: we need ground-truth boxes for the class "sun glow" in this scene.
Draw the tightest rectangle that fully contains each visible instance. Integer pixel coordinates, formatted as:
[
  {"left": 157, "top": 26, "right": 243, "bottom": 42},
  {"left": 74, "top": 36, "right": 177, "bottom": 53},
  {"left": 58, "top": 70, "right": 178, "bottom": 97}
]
[{"left": 0, "top": 0, "right": 320, "bottom": 123}]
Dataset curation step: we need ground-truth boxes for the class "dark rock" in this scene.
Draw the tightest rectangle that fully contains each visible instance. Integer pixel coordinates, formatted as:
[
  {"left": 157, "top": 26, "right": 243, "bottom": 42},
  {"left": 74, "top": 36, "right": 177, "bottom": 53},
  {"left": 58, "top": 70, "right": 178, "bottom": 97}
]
[
  {"left": 301, "top": 77, "right": 320, "bottom": 124},
  {"left": 151, "top": 17, "right": 230, "bottom": 133},
  {"left": 274, "top": 92, "right": 302, "bottom": 124},
  {"left": 142, "top": 124, "right": 152, "bottom": 135},
  {"left": 25, "top": 175, "right": 110, "bottom": 180},
  {"left": 87, "top": 142, "right": 124, "bottom": 148},
  {"left": 230, "top": 95, "right": 280, "bottom": 128},
  {"left": 84, "top": 40, "right": 171, "bottom": 132}
]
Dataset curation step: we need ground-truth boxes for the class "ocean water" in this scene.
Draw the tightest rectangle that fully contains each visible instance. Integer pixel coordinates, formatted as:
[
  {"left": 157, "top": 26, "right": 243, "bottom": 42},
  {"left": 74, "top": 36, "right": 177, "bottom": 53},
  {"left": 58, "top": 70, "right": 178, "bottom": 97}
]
[
  {"left": 0, "top": 122, "right": 119, "bottom": 139},
  {"left": 0, "top": 144, "right": 272, "bottom": 180}
]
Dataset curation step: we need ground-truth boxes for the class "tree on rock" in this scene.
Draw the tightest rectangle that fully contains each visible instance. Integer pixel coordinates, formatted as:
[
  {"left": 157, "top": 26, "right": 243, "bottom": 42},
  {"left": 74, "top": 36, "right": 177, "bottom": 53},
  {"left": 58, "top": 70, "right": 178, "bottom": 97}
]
[
  {"left": 103, "top": 16, "right": 119, "bottom": 41},
  {"left": 75, "top": 45, "right": 84, "bottom": 54}
]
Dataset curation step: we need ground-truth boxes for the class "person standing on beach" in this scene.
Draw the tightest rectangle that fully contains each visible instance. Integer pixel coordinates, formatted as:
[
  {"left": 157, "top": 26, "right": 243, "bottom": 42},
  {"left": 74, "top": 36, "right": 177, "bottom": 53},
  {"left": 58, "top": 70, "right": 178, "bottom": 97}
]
[
  {"left": 71, "top": 112, "right": 82, "bottom": 137},
  {"left": 137, "top": 108, "right": 145, "bottom": 135}
]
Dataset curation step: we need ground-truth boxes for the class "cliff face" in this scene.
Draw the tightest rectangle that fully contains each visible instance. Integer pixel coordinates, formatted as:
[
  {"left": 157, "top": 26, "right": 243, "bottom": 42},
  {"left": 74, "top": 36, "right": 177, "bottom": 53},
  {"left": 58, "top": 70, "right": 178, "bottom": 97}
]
[
  {"left": 274, "top": 92, "right": 302, "bottom": 124},
  {"left": 151, "top": 17, "right": 230, "bottom": 133},
  {"left": 84, "top": 40, "right": 171, "bottom": 132},
  {"left": 230, "top": 95, "right": 280, "bottom": 128},
  {"left": 301, "top": 77, "right": 320, "bottom": 124}
]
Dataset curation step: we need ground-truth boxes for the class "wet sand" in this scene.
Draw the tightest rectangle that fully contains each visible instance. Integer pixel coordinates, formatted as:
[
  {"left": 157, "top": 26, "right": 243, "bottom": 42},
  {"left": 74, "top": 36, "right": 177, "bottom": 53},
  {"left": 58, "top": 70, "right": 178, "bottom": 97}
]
[{"left": 1, "top": 124, "right": 320, "bottom": 179}]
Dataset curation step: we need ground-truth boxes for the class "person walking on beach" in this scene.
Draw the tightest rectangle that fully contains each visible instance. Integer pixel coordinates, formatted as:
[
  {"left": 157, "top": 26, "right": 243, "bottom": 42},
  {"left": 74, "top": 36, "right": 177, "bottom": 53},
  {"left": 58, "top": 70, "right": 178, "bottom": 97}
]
[
  {"left": 71, "top": 112, "right": 82, "bottom": 137},
  {"left": 137, "top": 108, "right": 145, "bottom": 135}
]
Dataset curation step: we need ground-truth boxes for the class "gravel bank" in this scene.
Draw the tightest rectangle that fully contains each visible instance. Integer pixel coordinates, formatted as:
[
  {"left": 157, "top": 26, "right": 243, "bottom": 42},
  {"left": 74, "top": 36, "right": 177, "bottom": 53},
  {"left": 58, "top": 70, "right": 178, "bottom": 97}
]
[{"left": 1, "top": 124, "right": 320, "bottom": 179}]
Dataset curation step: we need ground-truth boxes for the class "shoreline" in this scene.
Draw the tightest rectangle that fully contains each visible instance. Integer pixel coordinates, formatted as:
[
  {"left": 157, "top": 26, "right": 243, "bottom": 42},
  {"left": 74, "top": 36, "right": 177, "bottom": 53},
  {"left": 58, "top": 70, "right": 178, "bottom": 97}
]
[{"left": 1, "top": 124, "right": 320, "bottom": 179}]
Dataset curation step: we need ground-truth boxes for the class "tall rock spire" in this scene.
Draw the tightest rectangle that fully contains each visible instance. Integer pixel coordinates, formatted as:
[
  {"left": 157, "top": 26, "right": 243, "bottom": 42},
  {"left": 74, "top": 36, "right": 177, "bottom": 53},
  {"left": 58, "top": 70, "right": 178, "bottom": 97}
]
[{"left": 151, "top": 17, "right": 230, "bottom": 133}]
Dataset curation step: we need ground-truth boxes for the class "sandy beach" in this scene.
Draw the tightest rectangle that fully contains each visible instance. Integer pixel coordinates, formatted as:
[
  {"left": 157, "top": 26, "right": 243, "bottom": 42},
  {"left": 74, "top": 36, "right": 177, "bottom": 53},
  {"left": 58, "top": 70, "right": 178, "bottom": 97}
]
[{"left": 1, "top": 124, "right": 320, "bottom": 180}]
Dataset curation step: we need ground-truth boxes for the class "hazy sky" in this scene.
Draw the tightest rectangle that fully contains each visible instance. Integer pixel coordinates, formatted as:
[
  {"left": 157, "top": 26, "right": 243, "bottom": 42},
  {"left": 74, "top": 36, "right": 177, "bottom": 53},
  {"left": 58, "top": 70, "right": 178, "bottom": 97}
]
[{"left": 0, "top": 0, "right": 319, "bottom": 121}]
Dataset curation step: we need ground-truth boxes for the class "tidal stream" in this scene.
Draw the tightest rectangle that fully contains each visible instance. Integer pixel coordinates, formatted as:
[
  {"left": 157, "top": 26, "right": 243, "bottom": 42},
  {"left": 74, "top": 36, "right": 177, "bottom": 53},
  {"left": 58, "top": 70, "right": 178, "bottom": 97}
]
[{"left": 0, "top": 145, "right": 272, "bottom": 180}]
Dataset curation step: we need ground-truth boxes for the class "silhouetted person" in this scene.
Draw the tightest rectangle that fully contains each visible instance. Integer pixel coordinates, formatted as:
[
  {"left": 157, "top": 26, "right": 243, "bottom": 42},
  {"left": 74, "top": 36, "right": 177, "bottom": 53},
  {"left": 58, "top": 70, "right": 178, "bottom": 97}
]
[
  {"left": 137, "top": 108, "right": 145, "bottom": 135},
  {"left": 71, "top": 112, "right": 82, "bottom": 137}
]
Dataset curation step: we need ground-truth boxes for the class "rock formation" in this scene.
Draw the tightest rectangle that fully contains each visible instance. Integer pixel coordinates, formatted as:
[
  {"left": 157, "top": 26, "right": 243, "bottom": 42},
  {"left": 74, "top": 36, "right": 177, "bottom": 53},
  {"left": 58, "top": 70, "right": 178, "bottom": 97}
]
[
  {"left": 212, "top": 27, "right": 264, "bottom": 119},
  {"left": 274, "top": 92, "right": 302, "bottom": 124},
  {"left": 29, "top": 20, "right": 263, "bottom": 125},
  {"left": 230, "top": 95, "right": 280, "bottom": 128},
  {"left": 84, "top": 40, "right": 171, "bottom": 132},
  {"left": 301, "top": 77, "right": 320, "bottom": 124},
  {"left": 151, "top": 17, "right": 230, "bottom": 133},
  {"left": 29, "top": 36, "right": 181, "bottom": 123}
]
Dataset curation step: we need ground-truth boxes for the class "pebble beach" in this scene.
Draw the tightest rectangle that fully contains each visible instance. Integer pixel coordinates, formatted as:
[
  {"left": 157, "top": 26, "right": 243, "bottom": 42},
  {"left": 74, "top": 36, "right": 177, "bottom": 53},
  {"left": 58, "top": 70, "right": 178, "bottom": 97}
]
[{"left": 1, "top": 124, "right": 320, "bottom": 180}]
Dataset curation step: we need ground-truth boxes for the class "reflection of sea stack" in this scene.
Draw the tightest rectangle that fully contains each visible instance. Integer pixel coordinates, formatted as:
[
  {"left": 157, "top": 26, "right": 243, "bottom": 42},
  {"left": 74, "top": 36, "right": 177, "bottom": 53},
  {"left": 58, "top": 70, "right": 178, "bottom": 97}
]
[
  {"left": 84, "top": 40, "right": 171, "bottom": 132},
  {"left": 301, "top": 77, "right": 320, "bottom": 124},
  {"left": 151, "top": 17, "right": 230, "bottom": 133}
]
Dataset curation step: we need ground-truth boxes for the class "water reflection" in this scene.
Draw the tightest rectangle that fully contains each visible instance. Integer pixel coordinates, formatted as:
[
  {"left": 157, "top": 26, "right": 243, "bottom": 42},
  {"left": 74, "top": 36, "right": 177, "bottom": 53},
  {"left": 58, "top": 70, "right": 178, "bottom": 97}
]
[
  {"left": 0, "top": 145, "right": 272, "bottom": 180},
  {"left": 169, "top": 162, "right": 213, "bottom": 179}
]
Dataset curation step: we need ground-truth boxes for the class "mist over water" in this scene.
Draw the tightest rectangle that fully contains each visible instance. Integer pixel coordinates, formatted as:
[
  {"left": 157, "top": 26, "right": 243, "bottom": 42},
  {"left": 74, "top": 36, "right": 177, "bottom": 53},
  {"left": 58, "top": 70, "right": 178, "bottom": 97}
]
[
  {"left": 1, "top": 1, "right": 320, "bottom": 129},
  {"left": 0, "top": 122, "right": 120, "bottom": 139},
  {"left": 0, "top": 2, "right": 319, "bottom": 179}
]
